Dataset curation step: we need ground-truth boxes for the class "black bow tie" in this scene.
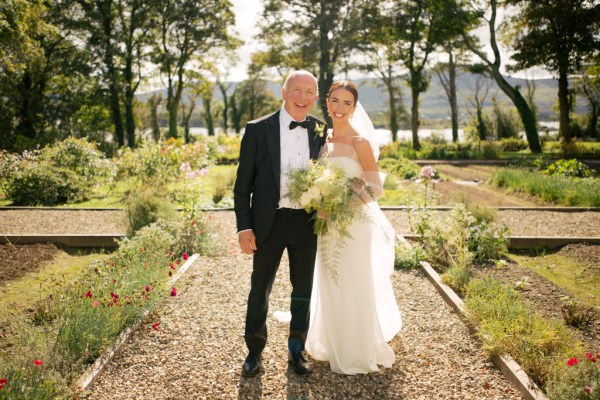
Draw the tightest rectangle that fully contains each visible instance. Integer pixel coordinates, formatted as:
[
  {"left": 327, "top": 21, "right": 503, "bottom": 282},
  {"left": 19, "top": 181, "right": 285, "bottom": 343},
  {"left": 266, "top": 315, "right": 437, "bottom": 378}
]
[{"left": 289, "top": 120, "right": 310, "bottom": 130}]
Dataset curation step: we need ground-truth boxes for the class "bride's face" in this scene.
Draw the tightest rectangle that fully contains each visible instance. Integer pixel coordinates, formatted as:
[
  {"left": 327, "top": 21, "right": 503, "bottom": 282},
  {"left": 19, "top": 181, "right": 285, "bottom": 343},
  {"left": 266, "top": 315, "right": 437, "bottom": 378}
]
[{"left": 327, "top": 88, "right": 356, "bottom": 123}]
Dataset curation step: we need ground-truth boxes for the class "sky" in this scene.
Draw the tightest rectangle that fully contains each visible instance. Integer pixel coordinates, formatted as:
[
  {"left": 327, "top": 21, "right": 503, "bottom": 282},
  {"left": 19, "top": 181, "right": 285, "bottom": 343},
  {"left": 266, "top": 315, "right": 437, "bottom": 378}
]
[
  {"left": 229, "top": 0, "right": 263, "bottom": 82},
  {"left": 228, "top": 0, "right": 551, "bottom": 83}
]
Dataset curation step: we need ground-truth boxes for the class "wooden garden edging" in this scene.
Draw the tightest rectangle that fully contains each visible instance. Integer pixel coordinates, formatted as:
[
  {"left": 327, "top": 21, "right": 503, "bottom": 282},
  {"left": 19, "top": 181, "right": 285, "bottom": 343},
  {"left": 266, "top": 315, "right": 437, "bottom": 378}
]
[{"left": 396, "top": 235, "right": 549, "bottom": 400}]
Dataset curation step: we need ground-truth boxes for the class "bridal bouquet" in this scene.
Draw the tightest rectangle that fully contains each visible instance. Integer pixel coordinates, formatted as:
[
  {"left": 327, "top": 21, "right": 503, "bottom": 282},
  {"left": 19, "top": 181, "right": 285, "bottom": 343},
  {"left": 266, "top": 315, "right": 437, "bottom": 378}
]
[{"left": 286, "top": 160, "right": 368, "bottom": 237}]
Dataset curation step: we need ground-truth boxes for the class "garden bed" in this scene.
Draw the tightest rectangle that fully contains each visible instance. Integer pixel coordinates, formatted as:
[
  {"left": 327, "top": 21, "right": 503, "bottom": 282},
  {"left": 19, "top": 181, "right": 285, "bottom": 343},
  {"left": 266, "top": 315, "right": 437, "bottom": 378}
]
[{"left": 473, "top": 247, "right": 600, "bottom": 355}]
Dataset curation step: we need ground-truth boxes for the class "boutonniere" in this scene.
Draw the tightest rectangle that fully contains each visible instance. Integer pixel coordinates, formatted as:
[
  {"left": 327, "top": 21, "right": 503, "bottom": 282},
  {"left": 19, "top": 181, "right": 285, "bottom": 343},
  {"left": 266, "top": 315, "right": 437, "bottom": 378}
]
[{"left": 314, "top": 123, "right": 325, "bottom": 140}]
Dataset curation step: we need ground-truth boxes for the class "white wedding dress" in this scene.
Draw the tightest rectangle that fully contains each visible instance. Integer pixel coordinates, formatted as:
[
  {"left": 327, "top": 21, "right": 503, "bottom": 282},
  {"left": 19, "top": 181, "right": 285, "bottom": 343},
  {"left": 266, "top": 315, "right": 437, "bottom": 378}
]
[{"left": 305, "top": 142, "right": 402, "bottom": 375}]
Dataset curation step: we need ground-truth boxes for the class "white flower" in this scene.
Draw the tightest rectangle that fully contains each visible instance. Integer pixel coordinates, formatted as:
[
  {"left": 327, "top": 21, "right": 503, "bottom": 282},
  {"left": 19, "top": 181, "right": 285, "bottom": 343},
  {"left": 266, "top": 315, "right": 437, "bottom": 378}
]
[{"left": 179, "top": 162, "right": 191, "bottom": 172}]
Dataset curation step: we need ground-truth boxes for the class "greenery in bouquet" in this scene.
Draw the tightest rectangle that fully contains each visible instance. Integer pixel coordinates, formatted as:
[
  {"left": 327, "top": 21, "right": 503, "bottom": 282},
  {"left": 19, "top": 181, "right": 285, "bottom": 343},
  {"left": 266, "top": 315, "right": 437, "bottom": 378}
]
[{"left": 286, "top": 159, "right": 368, "bottom": 237}]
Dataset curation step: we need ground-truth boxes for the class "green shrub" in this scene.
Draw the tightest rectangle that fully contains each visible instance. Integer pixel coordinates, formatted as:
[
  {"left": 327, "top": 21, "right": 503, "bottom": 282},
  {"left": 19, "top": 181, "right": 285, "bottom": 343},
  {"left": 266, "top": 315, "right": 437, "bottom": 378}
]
[
  {"left": 547, "top": 352, "right": 600, "bottom": 400},
  {"left": 2, "top": 139, "right": 111, "bottom": 206},
  {"left": 379, "top": 157, "right": 420, "bottom": 179},
  {"left": 469, "top": 222, "right": 509, "bottom": 262},
  {"left": 442, "top": 264, "right": 471, "bottom": 296},
  {"left": 394, "top": 243, "right": 423, "bottom": 270},
  {"left": 115, "top": 138, "right": 213, "bottom": 190},
  {"left": 543, "top": 159, "right": 593, "bottom": 178},
  {"left": 39, "top": 137, "right": 111, "bottom": 184},
  {"left": 5, "top": 163, "right": 88, "bottom": 206},
  {"left": 481, "top": 141, "right": 502, "bottom": 159},
  {"left": 499, "top": 137, "right": 528, "bottom": 152},
  {"left": 124, "top": 187, "right": 176, "bottom": 234}
]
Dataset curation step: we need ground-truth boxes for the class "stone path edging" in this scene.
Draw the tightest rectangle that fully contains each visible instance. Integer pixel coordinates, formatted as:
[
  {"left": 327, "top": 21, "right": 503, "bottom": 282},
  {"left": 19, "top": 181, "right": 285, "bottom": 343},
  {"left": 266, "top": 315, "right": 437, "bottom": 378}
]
[
  {"left": 75, "top": 253, "right": 200, "bottom": 392},
  {"left": 397, "top": 234, "right": 549, "bottom": 400}
]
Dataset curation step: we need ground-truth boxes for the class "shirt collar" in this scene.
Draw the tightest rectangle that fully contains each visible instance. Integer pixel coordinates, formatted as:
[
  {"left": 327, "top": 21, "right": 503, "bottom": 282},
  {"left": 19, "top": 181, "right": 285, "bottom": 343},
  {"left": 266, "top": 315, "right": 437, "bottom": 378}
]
[{"left": 280, "top": 106, "right": 307, "bottom": 129}]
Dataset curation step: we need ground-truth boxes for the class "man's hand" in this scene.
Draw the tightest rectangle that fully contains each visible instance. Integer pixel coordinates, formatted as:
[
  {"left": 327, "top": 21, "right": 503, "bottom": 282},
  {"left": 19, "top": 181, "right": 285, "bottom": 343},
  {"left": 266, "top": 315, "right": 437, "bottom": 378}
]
[{"left": 238, "top": 230, "right": 257, "bottom": 255}]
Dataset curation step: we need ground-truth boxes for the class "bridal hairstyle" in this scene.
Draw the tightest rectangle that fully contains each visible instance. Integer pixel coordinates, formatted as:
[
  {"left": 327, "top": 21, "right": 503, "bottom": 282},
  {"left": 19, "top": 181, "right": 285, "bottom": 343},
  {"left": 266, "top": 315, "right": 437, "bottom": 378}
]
[{"left": 327, "top": 80, "right": 358, "bottom": 105}]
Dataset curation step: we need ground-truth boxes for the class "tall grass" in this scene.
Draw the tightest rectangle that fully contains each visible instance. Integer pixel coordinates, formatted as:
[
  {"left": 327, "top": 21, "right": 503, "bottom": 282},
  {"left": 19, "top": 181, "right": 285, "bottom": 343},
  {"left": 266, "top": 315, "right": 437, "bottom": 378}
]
[
  {"left": 0, "top": 224, "right": 179, "bottom": 398},
  {"left": 465, "top": 277, "right": 581, "bottom": 388},
  {"left": 490, "top": 168, "right": 600, "bottom": 207}
]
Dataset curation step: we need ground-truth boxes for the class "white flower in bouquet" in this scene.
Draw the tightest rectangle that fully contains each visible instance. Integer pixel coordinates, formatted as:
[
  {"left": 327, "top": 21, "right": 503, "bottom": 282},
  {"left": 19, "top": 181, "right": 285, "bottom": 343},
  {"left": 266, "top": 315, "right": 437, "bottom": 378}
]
[{"left": 286, "top": 159, "right": 368, "bottom": 237}]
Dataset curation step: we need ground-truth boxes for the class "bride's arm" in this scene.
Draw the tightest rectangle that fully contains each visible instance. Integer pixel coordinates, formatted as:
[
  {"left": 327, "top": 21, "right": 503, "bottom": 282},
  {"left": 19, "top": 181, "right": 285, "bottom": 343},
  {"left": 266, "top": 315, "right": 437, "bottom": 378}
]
[{"left": 352, "top": 138, "right": 383, "bottom": 201}]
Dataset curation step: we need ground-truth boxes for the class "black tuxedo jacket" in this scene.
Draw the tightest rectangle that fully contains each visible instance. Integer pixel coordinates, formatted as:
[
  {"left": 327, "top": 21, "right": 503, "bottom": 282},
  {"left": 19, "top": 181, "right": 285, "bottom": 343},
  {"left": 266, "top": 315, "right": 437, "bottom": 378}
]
[{"left": 234, "top": 110, "right": 327, "bottom": 245}]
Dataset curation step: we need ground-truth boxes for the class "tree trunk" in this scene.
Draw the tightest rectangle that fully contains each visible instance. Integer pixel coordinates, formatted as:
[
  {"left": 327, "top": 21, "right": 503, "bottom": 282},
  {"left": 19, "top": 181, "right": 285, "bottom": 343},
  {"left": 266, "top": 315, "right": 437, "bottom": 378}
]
[
  {"left": 589, "top": 104, "right": 598, "bottom": 138},
  {"left": 410, "top": 83, "right": 421, "bottom": 151},
  {"left": 149, "top": 95, "right": 161, "bottom": 142},
  {"left": 101, "top": 5, "right": 124, "bottom": 148},
  {"left": 491, "top": 70, "right": 541, "bottom": 152},
  {"left": 204, "top": 97, "right": 214, "bottom": 136},
  {"left": 124, "top": 48, "right": 136, "bottom": 148},
  {"left": 219, "top": 83, "right": 229, "bottom": 134},
  {"left": 448, "top": 54, "right": 458, "bottom": 143},
  {"left": 464, "top": 0, "right": 541, "bottom": 153},
  {"left": 167, "top": 96, "right": 178, "bottom": 139},
  {"left": 388, "top": 84, "right": 398, "bottom": 143},
  {"left": 557, "top": 64, "right": 571, "bottom": 142},
  {"left": 16, "top": 71, "right": 37, "bottom": 140}
]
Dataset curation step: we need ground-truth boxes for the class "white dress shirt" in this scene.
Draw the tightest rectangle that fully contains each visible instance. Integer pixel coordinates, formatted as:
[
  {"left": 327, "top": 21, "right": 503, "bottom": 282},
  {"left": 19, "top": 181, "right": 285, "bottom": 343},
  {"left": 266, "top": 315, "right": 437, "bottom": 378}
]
[{"left": 278, "top": 107, "right": 310, "bottom": 209}]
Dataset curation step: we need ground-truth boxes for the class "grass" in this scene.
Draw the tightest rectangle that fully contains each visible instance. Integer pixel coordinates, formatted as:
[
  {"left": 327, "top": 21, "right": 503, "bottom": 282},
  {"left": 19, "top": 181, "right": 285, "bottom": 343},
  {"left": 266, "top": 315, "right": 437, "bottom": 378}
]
[
  {"left": 465, "top": 276, "right": 581, "bottom": 388},
  {"left": 511, "top": 251, "right": 600, "bottom": 308},
  {"left": 0, "top": 250, "right": 110, "bottom": 325},
  {"left": 489, "top": 167, "right": 600, "bottom": 207}
]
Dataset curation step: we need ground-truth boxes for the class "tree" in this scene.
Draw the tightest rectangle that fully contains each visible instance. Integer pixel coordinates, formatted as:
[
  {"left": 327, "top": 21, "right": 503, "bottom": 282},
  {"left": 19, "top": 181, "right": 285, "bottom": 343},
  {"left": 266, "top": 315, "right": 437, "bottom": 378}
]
[
  {"left": 0, "top": 0, "right": 97, "bottom": 151},
  {"left": 434, "top": 44, "right": 470, "bottom": 143},
  {"left": 152, "top": 0, "right": 236, "bottom": 139},
  {"left": 146, "top": 93, "right": 162, "bottom": 142},
  {"left": 465, "top": 72, "right": 493, "bottom": 140},
  {"left": 577, "top": 65, "right": 600, "bottom": 138},
  {"left": 506, "top": 0, "right": 600, "bottom": 143},
  {"left": 463, "top": 0, "right": 541, "bottom": 152},
  {"left": 258, "top": 0, "right": 372, "bottom": 125},
  {"left": 360, "top": 8, "right": 407, "bottom": 142},
  {"left": 388, "top": 0, "right": 475, "bottom": 150}
]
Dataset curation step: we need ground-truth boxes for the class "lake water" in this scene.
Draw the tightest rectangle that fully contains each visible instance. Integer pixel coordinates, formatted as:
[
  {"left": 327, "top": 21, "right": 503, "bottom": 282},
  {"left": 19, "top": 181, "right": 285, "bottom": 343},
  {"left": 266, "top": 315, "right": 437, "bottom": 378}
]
[{"left": 190, "top": 127, "right": 465, "bottom": 146}]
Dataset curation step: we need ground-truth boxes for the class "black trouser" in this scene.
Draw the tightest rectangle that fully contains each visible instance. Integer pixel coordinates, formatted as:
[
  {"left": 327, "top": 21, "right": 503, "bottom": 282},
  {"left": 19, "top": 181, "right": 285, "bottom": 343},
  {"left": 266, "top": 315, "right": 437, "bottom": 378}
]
[{"left": 244, "top": 208, "right": 317, "bottom": 355}]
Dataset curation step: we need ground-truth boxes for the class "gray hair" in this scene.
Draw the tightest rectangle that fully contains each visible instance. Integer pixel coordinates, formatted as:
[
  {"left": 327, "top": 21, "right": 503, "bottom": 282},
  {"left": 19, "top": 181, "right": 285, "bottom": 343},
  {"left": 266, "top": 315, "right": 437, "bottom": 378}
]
[{"left": 283, "top": 70, "right": 319, "bottom": 95}]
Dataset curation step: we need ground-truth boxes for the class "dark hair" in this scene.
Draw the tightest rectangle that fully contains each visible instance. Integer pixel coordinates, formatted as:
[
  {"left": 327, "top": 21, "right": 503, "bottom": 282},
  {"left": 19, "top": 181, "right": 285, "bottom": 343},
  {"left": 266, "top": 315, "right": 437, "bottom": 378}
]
[{"left": 327, "top": 80, "right": 358, "bottom": 104}]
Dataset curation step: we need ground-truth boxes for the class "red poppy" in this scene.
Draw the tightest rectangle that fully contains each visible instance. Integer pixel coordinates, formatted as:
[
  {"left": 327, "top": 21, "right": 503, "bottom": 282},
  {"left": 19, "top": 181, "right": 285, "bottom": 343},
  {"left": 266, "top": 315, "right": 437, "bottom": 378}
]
[
  {"left": 84, "top": 291, "right": 92, "bottom": 298},
  {"left": 170, "top": 263, "right": 175, "bottom": 270},
  {"left": 93, "top": 301, "right": 99, "bottom": 308},
  {"left": 584, "top": 386, "right": 593, "bottom": 394},
  {"left": 567, "top": 357, "right": 579, "bottom": 366},
  {"left": 34, "top": 359, "right": 43, "bottom": 366},
  {"left": 170, "top": 287, "right": 177, "bottom": 297},
  {"left": 183, "top": 252, "right": 189, "bottom": 261},
  {"left": 0, "top": 378, "right": 7, "bottom": 389},
  {"left": 152, "top": 323, "right": 160, "bottom": 331},
  {"left": 145, "top": 285, "right": 150, "bottom": 292}
]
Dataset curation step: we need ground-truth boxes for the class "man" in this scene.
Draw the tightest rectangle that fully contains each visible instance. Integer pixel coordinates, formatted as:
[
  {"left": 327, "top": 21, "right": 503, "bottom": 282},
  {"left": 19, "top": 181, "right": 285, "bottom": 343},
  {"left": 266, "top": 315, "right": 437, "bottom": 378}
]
[{"left": 234, "top": 70, "right": 326, "bottom": 377}]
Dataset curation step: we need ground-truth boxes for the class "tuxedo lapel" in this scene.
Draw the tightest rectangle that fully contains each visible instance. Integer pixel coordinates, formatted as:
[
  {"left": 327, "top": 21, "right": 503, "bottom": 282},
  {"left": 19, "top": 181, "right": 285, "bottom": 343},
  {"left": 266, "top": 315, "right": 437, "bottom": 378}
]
[
  {"left": 266, "top": 111, "right": 281, "bottom": 193},
  {"left": 308, "top": 117, "right": 323, "bottom": 160}
]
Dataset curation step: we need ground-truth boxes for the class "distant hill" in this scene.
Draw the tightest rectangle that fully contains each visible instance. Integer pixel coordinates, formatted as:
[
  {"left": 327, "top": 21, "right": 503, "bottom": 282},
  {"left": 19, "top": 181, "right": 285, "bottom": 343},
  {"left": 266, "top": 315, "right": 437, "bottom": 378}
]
[{"left": 139, "top": 70, "right": 588, "bottom": 126}]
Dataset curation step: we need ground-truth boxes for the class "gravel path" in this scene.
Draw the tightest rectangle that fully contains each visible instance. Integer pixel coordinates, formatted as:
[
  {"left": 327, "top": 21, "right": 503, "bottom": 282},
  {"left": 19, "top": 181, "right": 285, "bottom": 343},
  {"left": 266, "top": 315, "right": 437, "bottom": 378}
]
[
  {"left": 1, "top": 208, "right": 599, "bottom": 238},
  {"left": 83, "top": 213, "right": 522, "bottom": 400}
]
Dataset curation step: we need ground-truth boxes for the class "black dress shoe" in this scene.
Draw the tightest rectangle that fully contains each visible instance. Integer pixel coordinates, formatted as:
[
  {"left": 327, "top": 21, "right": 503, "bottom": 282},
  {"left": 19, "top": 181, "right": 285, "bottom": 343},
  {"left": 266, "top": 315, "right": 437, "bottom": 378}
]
[
  {"left": 242, "top": 353, "right": 261, "bottom": 377},
  {"left": 288, "top": 350, "right": 312, "bottom": 375}
]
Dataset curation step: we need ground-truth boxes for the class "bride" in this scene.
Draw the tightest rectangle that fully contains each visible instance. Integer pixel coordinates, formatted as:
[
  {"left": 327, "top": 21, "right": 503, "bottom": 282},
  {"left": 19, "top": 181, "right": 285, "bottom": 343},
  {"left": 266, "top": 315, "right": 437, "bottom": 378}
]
[{"left": 305, "top": 80, "right": 402, "bottom": 374}]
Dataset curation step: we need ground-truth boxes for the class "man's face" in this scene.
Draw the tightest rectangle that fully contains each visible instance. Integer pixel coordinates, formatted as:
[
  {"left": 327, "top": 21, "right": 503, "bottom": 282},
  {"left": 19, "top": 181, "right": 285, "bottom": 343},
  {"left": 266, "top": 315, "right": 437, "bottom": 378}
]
[{"left": 282, "top": 75, "right": 319, "bottom": 121}]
